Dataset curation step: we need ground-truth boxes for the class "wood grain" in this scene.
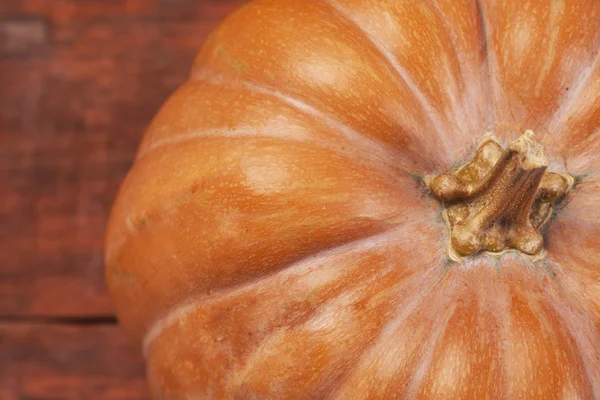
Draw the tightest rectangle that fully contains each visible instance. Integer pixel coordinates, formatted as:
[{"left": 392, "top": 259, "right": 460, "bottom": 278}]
[
  {"left": 1, "top": 0, "right": 245, "bottom": 397},
  {"left": 0, "top": 0, "right": 245, "bottom": 318},
  {"left": 0, "top": 322, "right": 147, "bottom": 400}
]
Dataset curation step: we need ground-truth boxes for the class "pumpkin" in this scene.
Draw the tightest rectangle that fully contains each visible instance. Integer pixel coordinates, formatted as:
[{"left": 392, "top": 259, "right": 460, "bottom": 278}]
[{"left": 105, "top": 0, "right": 600, "bottom": 398}]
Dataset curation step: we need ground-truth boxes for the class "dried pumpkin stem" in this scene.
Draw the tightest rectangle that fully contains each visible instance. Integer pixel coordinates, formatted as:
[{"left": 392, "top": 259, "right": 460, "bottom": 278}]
[{"left": 427, "top": 131, "right": 573, "bottom": 258}]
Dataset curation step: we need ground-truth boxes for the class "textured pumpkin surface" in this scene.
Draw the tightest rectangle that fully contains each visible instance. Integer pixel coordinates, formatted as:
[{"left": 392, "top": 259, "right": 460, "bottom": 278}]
[{"left": 105, "top": 0, "right": 600, "bottom": 398}]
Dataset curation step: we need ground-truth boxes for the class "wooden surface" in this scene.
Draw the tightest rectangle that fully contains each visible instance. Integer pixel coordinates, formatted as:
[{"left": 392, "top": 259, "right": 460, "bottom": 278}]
[
  {"left": 0, "top": 0, "right": 245, "bottom": 398},
  {"left": 0, "top": 323, "right": 147, "bottom": 400}
]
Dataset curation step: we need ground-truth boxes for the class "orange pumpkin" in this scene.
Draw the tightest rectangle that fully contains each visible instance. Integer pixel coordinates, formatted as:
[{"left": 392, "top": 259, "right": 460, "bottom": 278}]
[{"left": 105, "top": 0, "right": 600, "bottom": 398}]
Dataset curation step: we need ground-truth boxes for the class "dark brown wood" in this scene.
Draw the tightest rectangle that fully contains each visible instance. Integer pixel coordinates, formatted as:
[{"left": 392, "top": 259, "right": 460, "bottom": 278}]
[
  {"left": 1, "top": 0, "right": 245, "bottom": 397},
  {"left": 0, "top": 322, "right": 147, "bottom": 400},
  {"left": 0, "top": 0, "right": 245, "bottom": 318}
]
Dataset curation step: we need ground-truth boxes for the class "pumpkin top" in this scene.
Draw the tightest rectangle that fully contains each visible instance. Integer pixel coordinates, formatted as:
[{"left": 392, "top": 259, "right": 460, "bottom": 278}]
[{"left": 426, "top": 131, "right": 573, "bottom": 260}]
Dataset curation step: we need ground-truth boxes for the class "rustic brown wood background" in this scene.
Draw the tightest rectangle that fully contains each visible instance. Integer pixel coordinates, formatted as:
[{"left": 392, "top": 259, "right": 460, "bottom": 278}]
[{"left": 0, "top": 1, "right": 244, "bottom": 398}]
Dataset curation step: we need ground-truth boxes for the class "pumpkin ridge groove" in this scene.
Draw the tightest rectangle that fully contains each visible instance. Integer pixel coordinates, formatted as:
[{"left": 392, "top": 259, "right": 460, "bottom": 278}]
[
  {"left": 136, "top": 127, "right": 291, "bottom": 161},
  {"left": 428, "top": 0, "right": 468, "bottom": 99},
  {"left": 426, "top": 0, "right": 481, "bottom": 141},
  {"left": 404, "top": 288, "right": 459, "bottom": 398},
  {"left": 109, "top": 133, "right": 421, "bottom": 277},
  {"left": 475, "top": 0, "right": 493, "bottom": 126},
  {"left": 324, "top": 267, "right": 443, "bottom": 398},
  {"left": 329, "top": 268, "right": 449, "bottom": 398},
  {"left": 487, "top": 277, "right": 512, "bottom": 400},
  {"left": 141, "top": 226, "right": 409, "bottom": 356},
  {"left": 546, "top": 41, "right": 600, "bottom": 136},
  {"left": 189, "top": 70, "right": 422, "bottom": 174},
  {"left": 533, "top": 1, "right": 565, "bottom": 98},
  {"left": 316, "top": 0, "right": 449, "bottom": 154},
  {"left": 231, "top": 260, "right": 402, "bottom": 396},
  {"left": 544, "top": 282, "right": 600, "bottom": 397},
  {"left": 136, "top": 127, "right": 400, "bottom": 175}
]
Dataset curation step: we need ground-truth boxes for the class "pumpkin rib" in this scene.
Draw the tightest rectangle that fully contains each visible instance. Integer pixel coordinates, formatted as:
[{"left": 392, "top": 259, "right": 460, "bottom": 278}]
[
  {"left": 475, "top": 0, "right": 492, "bottom": 125},
  {"left": 141, "top": 225, "right": 423, "bottom": 356},
  {"left": 481, "top": 0, "right": 525, "bottom": 137},
  {"left": 386, "top": 280, "right": 459, "bottom": 400},
  {"left": 428, "top": 0, "right": 468, "bottom": 91},
  {"left": 492, "top": 259, "right": 596, "bottom": 399},
  {"left": 405, "top": 304, "right": 459, "bottom": 399},
  {"left": 532, "top": 2, "right": 565, "bottom": 99},
  {"left": 144, "top": 234, "right": 444, "bottom": 398},
  {"left": 189, "top": 72, "right": 418, "bottom": 174},
  {"left": 546, "top": 288, "right": 599, "bottom": 397},
  {"left": 431, "top": 0, "right": 492, "bottom": 138},
  {"left": 481, "top": 0, "right": 536, "bottom": 137},
  {"left": 106, "top": 135, "right": 418, "bottom": 264},
  {"left": 230, "top": 258, "right": 409, "bottom": 398},
  {"left": 325, "top": 269, "right": 441, "bottom": 398},
  {"left": 108, "top": 136, "right": 421, "bottom": 344},
  {"left": 547, "top": 59, "right": 600, "bottom": 157},
  {"left": 545, "top": 204, "right": 600, "bottom": 328},
  {"left": 325, "top": 270, "right": 445, "bottom": 398},
  {"left": 136, "top": 127, "right": 290, "bottom": 161},
  {"left": 570, "top": 128, "right": 600, "bottom": 171},
  {"left": 316, "top": 0, "right": 454, "bottom": 158},
  {"left": 415, "top": 274, "right": 506, "bottom": 398},
  {"left": 478, "top": 0, "right": 507, "bottom": 138},
  {"left": 187, "top": 73, "right": 437, "bottom": 176},
  {"left": 192, "top": 0, "right": 457, "bottom": 169},
  {"left": 484, "top": 0, "right": 600, "bottom": 140},
  {"left": 136, "top": 125, "right": 401, "bottom": 179},
  {"left": 546, "top": 216, "right": 600, "bottom": 314},
  {"left": 491, "top": 276, "right": 512, "bottom": 400},
  {"left": 328, "top": 269, "right": 455, "bottom": 399},
  {"left": 545, "top": 268, "right": 600, "bottom": 397},
  {"left": 545, "top": 12, "right": 600, "bottom": 136},
  {"left": 144, "top": 218, "right": 446, "bottom": 398},
  {"left": 107, "top": 133, "right": 420, "bottom": 266},
  {"left": 134, "top": 79, "right": 416, "bottom": 178}
]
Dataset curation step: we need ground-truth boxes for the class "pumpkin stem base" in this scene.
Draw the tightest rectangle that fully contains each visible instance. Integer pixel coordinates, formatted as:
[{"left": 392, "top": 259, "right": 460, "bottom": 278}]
[{"left": 426, "top": 131, "right": 573, "bottom": 259}]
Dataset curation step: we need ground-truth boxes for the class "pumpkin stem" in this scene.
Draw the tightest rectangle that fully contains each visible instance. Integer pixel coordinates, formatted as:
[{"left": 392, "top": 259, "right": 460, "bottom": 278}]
[{"left": 426, "top": 131, "right": 573, "bottom": 259}]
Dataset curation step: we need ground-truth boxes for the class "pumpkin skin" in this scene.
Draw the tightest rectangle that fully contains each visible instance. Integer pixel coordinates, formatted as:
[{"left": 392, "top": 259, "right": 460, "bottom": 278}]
[{"left": 105, "top": 0, "right": 600, "bottom": 398}]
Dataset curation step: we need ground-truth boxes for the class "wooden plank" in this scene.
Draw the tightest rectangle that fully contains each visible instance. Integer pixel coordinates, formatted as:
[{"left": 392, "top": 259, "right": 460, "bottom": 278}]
[
  {"left": 0, "top": 323, "right": 147, "bottom": 400},
  {"left": 0, "top": 0, "right": 246, "bottom": 316},
  {"left": 0, "top": 15, "right": 50, "bottom": 56},
  {"left": 0, "top": 0, "right": 247, "bottom": 23}
]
